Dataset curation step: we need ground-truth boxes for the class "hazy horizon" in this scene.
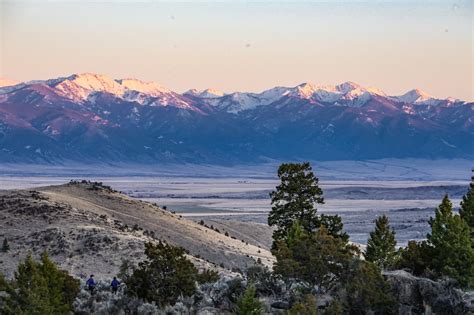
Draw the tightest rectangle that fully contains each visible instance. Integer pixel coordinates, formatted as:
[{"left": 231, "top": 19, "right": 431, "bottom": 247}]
[{"left": 1, "top": 0, "right": 472, "bottom": 100}]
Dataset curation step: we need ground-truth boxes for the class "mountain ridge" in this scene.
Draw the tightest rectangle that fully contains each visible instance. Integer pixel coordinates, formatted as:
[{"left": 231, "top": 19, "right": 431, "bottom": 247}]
[
  {"left": 0, "top": 73, "right": 472, "bottom": 164},
  {"left": 0, "top": 73, "right": 464, "bottom": 109}
]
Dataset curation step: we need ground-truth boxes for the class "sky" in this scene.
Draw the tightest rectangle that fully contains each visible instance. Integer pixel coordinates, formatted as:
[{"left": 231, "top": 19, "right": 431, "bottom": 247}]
[{"left": 0, "top": 0, "right": 472, "bottom": 100}]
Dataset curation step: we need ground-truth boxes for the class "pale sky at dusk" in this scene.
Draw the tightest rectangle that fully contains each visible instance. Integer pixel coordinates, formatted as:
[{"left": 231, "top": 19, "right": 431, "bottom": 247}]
[{"left": 0, "top": 0, "right": 472, "bottom": 100}]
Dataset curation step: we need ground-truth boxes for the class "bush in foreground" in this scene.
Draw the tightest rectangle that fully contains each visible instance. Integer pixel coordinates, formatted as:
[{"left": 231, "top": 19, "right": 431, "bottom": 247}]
[
  {"left": 234, "top": 284, "right": 263, "bottom": 315},
  {"left": 272, "top": 224, "right": 357, "bottom": 292},
  {"left": 342, "top": 260, "right": 397, "bottom": 314},
  {"left": 0, "top": 252, "right": 79, "bottom": 315},
  {"left": 122, "top": 241, "right": 221, "bottom": 307},
  {"left": 124, "top": 241, "right": 198, "bottom": 307}
]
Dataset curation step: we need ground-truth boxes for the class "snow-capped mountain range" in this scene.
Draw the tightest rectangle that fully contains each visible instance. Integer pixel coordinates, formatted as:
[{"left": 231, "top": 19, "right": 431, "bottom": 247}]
[
  {"left": 0, "top": 73, "right": 462, "bottom": 112},
  {"left": 0, "top": 73, "right": 471, "bottom": 163}
]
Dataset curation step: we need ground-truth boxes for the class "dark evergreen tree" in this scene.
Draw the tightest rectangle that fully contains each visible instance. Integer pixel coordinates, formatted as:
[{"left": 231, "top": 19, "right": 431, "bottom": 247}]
[
  {"left": 342, "top": 260, "right": 397, "bottom": 314},
  {"left": 427, "top": 195, "right": 474, "bottom": 287},
  {"left": 364, "top": 215, "right": 397, "bottom": 269},
  {"left": 323, "top": 300, "right": 343, "bottom": 315},
  {"left": 460, "top": 171, "right": 474, "bottom": 243},
  {"left": 319, "top": 214, "right": 349, "bottom": 243},
  {"left": 125, "top": 241, "right": 198, "bottom": 306},
  {"left": 395, "top": 240, "right": 433, "bottom": 276},
  {"left": 268, "top": 162, "right": 348, "bottom": 249},
  {"left": 272, "top": 226, "right": 357, "bottom": 292},
  {"left": 234, "top": 284, "right": 263, "bottom": 315},
  {"left": 2, "top": 238, "right": 10, "bottom": 252},
  {"left": 0, "top": 252, "right": 79, "bottom": 315},
  {"left": 268, "top": 162, "right": 324, "bottom": 247},
  {"left": 287, "top": 294, "right": 319, "bottom": 315}
]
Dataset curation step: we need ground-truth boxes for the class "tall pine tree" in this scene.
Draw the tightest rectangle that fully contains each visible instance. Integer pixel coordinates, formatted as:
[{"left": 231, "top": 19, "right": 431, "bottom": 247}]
[
  {"left": 268, "top": 163, "right": 324, "bottom": 247},
  {"left": 460, "top": 171, "right": 474, "bottom": 243},
  {"left": 364, "top": 215, "right": 397, "bottom": 269},
  {"left": 427, "top": 195, "right": 474, "bottom": 287}
]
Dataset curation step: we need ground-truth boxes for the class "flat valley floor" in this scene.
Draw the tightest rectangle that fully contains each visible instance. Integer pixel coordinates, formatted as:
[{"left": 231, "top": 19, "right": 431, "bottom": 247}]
[{"left": 1, "top": 159, "right": 471, "bottom": 246}]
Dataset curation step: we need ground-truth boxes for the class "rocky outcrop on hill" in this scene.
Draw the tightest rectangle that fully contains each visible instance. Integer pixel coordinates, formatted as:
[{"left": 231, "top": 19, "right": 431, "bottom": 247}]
[{"left": 384, "top": 270, "right": 474, "bottom": 314}]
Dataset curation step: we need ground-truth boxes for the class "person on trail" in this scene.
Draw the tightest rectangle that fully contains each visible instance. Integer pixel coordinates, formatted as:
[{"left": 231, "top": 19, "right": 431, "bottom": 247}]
[
  {"left": 111, "top": 276, "right": 120, "bottom": 294},
  {"left": 86, "top": 275, "right": 96, "bottom": 295}
]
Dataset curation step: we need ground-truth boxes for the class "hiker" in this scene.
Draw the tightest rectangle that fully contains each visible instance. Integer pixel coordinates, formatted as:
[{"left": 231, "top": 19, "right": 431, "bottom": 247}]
[
  {"left": 111, "top": 276, "right": 120, "bottom": 294},
  {"left": 86, "top": 275, "right": 96, "bottom": 295}
]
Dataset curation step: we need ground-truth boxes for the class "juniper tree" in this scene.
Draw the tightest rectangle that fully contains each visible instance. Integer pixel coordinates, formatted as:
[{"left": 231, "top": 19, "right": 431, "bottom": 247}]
[
  {"left": 427, "top": 195, "right": 474, "bottom": 287},
  {"left": 2, "top": 238, "right": 10, "bottom": 252},
  {"left": 343, "top": 260, "right": 397, "bottom": 314},
  {"left": 272, "top": 226, "right": 357, "bottom": 292},
  {"left": 287, "top": 294, "right": 319, "bottom": 315},
  {"left": 125, "top": 241, "right": 199, "bottom": 306},
  {"left": 0, "top": 252, "right": 79, "bottom": 315},
  {"left": 460, "top": 171, "right": 474, "bottom": 243},
  {"left": 364, "top": 215, "right": 397, "bottom": 269},
  {"left": 395, "top": 240, "right": 433, "bottom": 276},
  {"left": 234, "top": 284, "right": 263, "bottom": 315}
]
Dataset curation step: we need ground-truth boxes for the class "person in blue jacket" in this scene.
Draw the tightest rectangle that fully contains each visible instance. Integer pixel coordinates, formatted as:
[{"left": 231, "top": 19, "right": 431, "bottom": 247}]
[
  {"left": 111, "top": 276, "right": 120, "bottom": 294},
  {"left": 86, "top": 275, "right": 96, "bottom": 294}
]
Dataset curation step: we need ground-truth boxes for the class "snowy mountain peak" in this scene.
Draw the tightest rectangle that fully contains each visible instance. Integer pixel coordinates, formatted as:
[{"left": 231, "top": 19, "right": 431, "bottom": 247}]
[
  {"left": 336, "top": 81, "right": 361, "bottom": 94},
  {"left": 67, "top": 73, "right": 123, "bottom": 92},
  {"left": 50, "top": 73, "right": 125, "bottom": 101},
  {"left": 2, "top": 73, "right": 463, "bottom": 113},
  {"left": 186, "top": 88, "right": 224, "bottom": 98},
  {"left": 394, "top": 88, "right": 440, "bottom": 105},
  {"left": 117, "top": 78, "right": 171, "bottom": 97},
  {"left": 295, "top": 82, "right": 320, "bottom": 98}
]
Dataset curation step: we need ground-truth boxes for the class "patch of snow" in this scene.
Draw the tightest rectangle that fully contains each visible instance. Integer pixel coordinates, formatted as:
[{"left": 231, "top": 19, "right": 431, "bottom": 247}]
[
  {"left": 441, "top": 139, "right": 457, "bottom": 148},
  {"left": 186, "top": 88, "right": 225, "bottom": 98},
  {"left": 402, "top": 105, "right": 415, "bottom": 115},
  {"left": 336, "top": 81, "right": 361, "bottom": 94},
  {"left": 391, "top": 89, "right": 445, "bottom": 106},
  {"left": 207, "top": 81, "right": 391, "bottom": 113},
  {"left": 117, "top": 78, "right": 171, "bottom": 97},
  {"left": 52, "top": 73, "right": 125, "bottom": 102}
]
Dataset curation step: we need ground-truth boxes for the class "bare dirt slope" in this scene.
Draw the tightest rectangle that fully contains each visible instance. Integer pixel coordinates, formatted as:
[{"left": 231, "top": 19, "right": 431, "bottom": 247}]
[
  {"left": 200, "top": 219, "right": 274, "bottom": 251},
  {"left": 0, "top": 181, "right": 274, "bottom": 280}
]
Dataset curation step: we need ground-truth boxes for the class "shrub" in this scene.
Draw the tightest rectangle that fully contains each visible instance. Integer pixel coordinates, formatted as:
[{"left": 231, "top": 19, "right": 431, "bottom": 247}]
[
  {"left": 395, "top": 240, "right": 433, "bottom": 276},
  {"left": 246, "top": 265, "right": 281, "bottom": 296},
  {"left": 2, "top": 238, "right": 10, "bottom": 252},
  {"left": 323, "top": 300, "right": 343, "bottom": 315},
  {"left": 196, "top": 269, "right": 219, "bottom": 284},
  {"left": 0, "top": 252, "right": 80, "bottom": 315},
  {"left": 287, "top": 294, "right": 318, "bottom": 315},
  {"left": 273, "top": 225, "right": 357, "bottom": 292},
  {"left": 342, "top": 260, "right": 397, "bottom": 315},
  {"left": 124, "top": 241, "right": 198, "bottom": 307},
  {"left": 234, "top": 284, "right": 263, "bottom": 315}
]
